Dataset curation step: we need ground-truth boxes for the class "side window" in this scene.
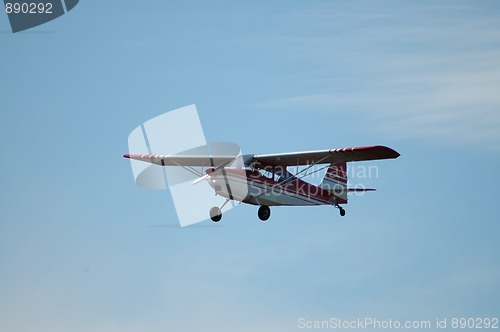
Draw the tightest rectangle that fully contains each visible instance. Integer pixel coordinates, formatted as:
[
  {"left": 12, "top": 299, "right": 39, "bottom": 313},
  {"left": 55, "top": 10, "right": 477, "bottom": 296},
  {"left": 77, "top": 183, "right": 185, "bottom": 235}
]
[
  {"left": 275, "top": 166, "right": 292, "bottom": 184},
  {"left": 258, "top": 167, "right": 274, "bottom": 179},
  {"left": 274, "top": 173, "right": 281, "bottom": 182}
]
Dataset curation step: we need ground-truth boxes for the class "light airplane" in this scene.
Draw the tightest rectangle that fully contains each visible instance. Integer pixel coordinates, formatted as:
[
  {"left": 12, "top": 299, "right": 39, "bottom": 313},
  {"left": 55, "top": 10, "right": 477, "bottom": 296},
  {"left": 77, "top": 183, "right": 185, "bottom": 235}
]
[{"left": 124, "top": 145, "right": 400, "bottom": 222}]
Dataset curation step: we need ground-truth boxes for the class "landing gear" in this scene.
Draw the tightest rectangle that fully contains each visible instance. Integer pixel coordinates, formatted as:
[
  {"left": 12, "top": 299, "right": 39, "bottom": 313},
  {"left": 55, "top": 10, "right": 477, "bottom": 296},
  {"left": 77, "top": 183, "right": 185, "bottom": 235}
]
[
  {"left": 210, "top": 207, "right": 222, "bottom": 222},
  {"left": 339, "top": 207, "right": 346, "bottom": 217},
  {"left": 335, "top": 204, "right": 346, "bottom": 217},
  {"left": 209, "top": 199, "right": 230, "bottom": 222},
  {"left": 258, "top": 205, "right": 271, "bottom": 221}
]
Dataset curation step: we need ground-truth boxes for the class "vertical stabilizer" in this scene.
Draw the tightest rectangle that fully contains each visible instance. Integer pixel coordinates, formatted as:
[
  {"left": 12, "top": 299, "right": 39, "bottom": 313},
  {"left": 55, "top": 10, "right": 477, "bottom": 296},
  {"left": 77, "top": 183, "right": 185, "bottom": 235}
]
[{"left": 319, "top": 162, "right": 348, "bottom": 202}]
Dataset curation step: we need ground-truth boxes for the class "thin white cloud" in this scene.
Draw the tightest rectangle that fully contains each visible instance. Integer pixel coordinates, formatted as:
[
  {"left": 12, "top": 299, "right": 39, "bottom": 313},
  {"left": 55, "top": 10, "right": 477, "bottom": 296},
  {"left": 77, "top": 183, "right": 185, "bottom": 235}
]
[{"left": 252, "top": 3, "right": 500, "bottom": 149}]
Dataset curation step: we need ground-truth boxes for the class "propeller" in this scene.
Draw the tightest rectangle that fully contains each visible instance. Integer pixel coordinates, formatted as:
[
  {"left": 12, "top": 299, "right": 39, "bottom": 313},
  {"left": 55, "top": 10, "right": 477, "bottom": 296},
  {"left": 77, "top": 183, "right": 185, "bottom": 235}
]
[{"left": 192, "top": 174, "right": 210, "bottom": 185}]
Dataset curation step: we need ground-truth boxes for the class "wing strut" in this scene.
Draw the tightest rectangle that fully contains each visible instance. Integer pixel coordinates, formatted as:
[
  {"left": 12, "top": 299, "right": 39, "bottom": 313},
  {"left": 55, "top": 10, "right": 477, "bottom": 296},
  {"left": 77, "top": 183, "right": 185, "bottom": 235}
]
[{"left": 252, "top": 155, "right": 331, "bottom": 201}]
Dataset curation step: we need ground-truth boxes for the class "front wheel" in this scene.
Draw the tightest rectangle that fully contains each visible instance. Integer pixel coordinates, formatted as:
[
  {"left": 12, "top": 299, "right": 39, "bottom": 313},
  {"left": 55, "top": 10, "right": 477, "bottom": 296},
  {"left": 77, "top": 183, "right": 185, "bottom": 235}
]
[
  {"left": 258, "top": 205, "right": 271, "bottom": 221},
  {"left": 210, "top": 207, "right": 222, "bottom": 222}
]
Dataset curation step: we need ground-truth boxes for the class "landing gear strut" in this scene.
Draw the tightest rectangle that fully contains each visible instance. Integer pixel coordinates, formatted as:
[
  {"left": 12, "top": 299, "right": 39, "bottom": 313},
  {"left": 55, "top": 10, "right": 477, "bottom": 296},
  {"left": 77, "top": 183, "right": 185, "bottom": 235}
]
[
  {"left": 335, "top": 204, "right": 346, "bottom": 217},
  {"left": 258, "top": 205, "right": 271, "bottom": 221}
]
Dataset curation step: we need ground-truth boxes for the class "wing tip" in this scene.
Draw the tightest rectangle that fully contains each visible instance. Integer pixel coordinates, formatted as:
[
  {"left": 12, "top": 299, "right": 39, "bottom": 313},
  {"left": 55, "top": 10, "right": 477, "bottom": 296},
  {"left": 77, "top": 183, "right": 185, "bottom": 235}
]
[
  {"left": 373, "top": 145, "right": 401, "bottom": 159},
  {"left": 342, "top": 145, "right": 401, "bottom": 159}
]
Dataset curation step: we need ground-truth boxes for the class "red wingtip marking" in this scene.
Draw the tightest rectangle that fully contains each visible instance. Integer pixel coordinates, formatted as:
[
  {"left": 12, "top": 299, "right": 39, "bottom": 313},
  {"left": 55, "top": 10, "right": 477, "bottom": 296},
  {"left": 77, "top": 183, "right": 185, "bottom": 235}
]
[{"left": 123, "top": 154, "right": 131, "bottom": 159}]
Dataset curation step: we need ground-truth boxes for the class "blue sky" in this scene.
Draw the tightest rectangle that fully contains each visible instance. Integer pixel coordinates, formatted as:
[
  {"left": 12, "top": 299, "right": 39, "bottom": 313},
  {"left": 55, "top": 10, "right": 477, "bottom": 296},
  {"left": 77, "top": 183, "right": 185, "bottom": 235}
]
[{"left": 1, "top": 1, "right": 500, "bottom": 331}]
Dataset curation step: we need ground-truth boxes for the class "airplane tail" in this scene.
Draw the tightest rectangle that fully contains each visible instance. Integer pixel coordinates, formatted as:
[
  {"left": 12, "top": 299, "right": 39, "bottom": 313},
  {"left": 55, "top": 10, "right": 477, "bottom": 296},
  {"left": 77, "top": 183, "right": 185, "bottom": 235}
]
[
  {"left": 319, "top": 162, "right": 348, "bottom": 202},
  {"left": 319, "top": 162, "right": 376, "bottom": 204}
]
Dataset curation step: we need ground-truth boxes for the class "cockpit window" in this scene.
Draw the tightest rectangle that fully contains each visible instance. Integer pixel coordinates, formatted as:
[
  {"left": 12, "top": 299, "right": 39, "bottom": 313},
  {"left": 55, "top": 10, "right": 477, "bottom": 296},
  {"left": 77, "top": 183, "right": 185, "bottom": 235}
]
[
  {"left": 274, "top": 167, "right": 293, "bottom": 184},
  {"left": 258, "top": 167, "right": 274, "bottom": 179},
  {"left": 255, "top": 165, "right": 293, "bottom": 183}
]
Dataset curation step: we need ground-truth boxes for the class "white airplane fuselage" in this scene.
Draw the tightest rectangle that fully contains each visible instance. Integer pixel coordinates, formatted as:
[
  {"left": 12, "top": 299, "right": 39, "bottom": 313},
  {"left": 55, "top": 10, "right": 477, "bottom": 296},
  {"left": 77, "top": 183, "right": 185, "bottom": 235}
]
[{"left": 207, "top": 167, "right": 341, "bottom": 207}]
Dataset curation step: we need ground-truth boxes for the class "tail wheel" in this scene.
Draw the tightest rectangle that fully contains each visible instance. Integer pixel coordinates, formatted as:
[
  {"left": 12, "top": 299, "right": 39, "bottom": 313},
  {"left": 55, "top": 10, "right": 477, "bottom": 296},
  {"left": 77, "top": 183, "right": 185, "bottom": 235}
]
[
  {"left": 339, "top": 207, "right": 346, "bottom": 217},
  {"left": 210, "top": 207, "right": 222, "bottom": 222},
  {"left": 258, "top": 205, "right": 271, "bottom": 221}
]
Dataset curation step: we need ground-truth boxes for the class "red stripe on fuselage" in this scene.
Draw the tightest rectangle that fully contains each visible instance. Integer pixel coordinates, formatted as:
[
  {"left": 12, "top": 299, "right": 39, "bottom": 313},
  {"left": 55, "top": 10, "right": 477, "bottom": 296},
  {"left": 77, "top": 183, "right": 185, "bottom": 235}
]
[{"left": 212, "top": 168, "right": 347, "bottom": 205}]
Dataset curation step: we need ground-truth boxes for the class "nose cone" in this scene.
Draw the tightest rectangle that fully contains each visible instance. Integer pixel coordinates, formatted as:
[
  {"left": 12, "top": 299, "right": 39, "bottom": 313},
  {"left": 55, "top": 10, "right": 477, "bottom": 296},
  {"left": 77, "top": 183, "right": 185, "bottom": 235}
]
[{"left": 205, "top": 168, "right": 216, "bottom": 175}]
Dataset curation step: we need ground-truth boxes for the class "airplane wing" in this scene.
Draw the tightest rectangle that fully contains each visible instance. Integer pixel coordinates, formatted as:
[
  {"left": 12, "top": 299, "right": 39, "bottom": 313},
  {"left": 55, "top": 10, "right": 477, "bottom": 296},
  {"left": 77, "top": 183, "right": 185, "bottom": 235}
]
[
  {"left": 253, "top": 145, "right": 400, "bottom": 166},
  {"left": 123, "top": 154, "right": 236, "bottom": 167},
  {"left": 124, "top": 145, "right": 400, "bottom": 167}
]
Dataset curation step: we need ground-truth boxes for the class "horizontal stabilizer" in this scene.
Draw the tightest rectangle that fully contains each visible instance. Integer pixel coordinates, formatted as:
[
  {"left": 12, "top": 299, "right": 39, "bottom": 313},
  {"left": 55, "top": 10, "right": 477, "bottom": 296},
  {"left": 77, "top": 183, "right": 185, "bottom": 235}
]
[
  {"left": 347, "top": 188, "right": 376, "bottom": 192},
  {"left": 324, "top": 188, "right": 376, "bottom": 201}
]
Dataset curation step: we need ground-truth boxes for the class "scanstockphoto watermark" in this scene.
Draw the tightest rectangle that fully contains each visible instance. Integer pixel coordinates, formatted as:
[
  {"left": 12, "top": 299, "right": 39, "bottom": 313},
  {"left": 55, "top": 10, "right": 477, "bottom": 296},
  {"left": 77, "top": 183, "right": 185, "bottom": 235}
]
[
  {"left": 297, "top": 317, "right": 499, "bottom": 330},
  {"left": 246, "top": 177, "right": 372, "bottom": 199},
  {"left": 282, "top": 163, "right": 380, "bottom": 181},
  {"left": 245, "top": 163, "right": 380, "bottom": 198}
]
